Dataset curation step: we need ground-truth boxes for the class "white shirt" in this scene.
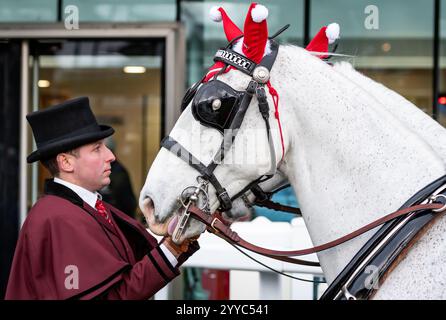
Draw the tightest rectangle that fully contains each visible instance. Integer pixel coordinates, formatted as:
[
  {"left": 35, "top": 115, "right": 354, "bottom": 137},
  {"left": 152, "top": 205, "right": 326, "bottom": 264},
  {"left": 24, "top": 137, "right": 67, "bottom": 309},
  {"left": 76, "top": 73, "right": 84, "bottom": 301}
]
[
  {"left": 54, "top": 177, "right": 99, "bottom": 209},
  {"left": 53, "top": 177, "right": 178, "bottom": 267}
]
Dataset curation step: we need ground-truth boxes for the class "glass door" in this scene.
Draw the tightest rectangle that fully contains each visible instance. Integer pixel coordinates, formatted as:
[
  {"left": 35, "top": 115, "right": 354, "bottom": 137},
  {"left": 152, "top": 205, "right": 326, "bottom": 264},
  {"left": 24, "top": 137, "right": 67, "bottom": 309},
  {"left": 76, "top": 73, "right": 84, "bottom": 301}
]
[{"left": 29, "top": 39, "right": 165, "bottom": 221}]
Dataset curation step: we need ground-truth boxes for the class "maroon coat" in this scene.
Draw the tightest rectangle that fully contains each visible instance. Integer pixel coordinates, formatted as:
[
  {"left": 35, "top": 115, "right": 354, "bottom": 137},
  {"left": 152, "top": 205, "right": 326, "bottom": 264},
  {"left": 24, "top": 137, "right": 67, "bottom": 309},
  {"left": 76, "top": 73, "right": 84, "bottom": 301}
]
[{"left": 5, "top": 180, "right": 195, "bottom": 300}]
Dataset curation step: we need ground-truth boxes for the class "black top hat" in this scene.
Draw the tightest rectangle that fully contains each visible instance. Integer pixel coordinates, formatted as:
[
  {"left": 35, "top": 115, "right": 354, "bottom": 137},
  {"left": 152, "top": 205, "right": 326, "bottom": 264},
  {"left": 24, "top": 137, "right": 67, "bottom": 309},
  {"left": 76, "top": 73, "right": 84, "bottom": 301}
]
[{"left": 26, "top": 97, "right": 114, "bottom": 163}]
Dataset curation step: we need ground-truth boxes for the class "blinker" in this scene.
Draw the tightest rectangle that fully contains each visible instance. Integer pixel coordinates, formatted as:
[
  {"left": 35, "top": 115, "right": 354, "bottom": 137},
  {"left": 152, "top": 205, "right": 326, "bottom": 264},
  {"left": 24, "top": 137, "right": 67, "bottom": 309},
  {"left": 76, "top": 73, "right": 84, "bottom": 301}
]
[{"left": 191, "top": 80, "right": 245, "bottom": 134}]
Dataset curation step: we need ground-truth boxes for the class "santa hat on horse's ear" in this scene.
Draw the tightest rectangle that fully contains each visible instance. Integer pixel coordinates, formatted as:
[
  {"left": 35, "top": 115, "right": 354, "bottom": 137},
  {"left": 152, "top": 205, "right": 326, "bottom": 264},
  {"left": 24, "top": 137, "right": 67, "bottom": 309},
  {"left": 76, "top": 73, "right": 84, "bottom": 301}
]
[
  {"left": 306, "top": 23, "right": 340, "bottom": 59},
  {"left": 205, "top": 6, "right": 244, "bottom": 82},
  {"left": 205, "top": 3, "right": 270, "bottom": 82},
  {"left": 241, "top": 3, "right": 269, "bottom": 63},
  {"left": 210, "top": 6, "right": 243, "bottom": 42},
  {"left": 210, "top": 3, "right": 269, "bottom": 64}
]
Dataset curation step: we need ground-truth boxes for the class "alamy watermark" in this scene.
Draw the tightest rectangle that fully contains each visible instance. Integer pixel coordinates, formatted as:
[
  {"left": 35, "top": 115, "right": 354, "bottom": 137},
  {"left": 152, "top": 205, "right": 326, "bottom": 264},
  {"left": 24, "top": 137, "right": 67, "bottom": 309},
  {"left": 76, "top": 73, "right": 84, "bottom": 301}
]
[
  {"left": 364, "top": 5, "right": 379, "bottom": 30},
  {"left": 64, "top": 265, "right": 79, "bottom": 290},
  {"left": 64, "top": 5, "right": 79, "bottom": 30}
]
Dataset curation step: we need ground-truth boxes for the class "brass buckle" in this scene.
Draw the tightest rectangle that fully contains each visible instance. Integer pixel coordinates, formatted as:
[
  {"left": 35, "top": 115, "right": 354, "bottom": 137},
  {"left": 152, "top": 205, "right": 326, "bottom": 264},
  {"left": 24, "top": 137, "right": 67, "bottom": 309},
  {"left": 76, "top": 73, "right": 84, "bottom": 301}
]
[{"left": 211, "top": 217, "right": 222, "bottom": 232}]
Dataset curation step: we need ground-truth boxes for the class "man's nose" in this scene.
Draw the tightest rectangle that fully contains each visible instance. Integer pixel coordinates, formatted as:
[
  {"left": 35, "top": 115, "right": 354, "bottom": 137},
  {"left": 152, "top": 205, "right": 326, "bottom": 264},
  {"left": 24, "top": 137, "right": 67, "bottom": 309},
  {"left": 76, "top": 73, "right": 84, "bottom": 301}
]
[{"left": 106, "top": 146, "right": 116, "bottom": 162}]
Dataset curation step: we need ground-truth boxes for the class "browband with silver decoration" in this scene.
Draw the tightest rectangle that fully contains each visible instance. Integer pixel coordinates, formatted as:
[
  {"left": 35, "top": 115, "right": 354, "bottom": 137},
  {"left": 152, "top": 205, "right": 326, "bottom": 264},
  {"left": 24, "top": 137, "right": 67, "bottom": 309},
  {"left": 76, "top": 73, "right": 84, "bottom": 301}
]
[{"left": 214, "top": 49, "right": 257, "bottom": 75}]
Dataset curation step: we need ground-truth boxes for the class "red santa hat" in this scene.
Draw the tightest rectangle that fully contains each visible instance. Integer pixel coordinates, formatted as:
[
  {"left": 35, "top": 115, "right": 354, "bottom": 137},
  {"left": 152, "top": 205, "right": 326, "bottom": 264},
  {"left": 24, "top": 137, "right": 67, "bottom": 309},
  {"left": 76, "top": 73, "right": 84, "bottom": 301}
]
[
  {"left": 209, "top": 6, "right": 243, "bottom": 42},
  {"left": 205, "top": 3, "right": 269, "bottom": 82},
  {"left": 305, "top": 23, "right": 340, "bottom": 59},
  {"left": 241, "top": 3, "right": 269, "bottom": 64}
]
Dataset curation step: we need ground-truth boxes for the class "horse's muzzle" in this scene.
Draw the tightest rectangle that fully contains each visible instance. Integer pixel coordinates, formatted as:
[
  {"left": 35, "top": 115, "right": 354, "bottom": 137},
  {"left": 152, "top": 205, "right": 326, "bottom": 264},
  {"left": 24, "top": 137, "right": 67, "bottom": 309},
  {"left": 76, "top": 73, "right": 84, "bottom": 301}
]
[{"left": 141, "top": 197, "right": 169, "bottom": 235}]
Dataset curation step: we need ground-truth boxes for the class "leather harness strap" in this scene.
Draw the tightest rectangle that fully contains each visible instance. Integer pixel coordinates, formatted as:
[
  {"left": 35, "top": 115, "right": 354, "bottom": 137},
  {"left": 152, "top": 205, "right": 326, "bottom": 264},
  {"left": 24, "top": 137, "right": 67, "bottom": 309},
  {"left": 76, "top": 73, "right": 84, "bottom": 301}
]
[
  {"left": 255, "top": 200, "right": 302, "bottom": 215},
  {"left": 250, "top": 183, "right": 302, "bottom": 215},
  {"left": 187, "top": 202, "right": 445, "bottom": 265},
  {"left": 209, "top": 212, "right": 318, "bottom": 266}
]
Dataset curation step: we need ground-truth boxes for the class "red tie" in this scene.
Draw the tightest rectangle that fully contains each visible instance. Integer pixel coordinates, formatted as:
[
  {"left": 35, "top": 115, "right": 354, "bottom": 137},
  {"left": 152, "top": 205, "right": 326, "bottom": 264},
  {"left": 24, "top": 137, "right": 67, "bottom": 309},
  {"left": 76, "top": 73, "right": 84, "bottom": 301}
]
[{"left": 95, "top": 199, "right": 113, "bottom": 226}]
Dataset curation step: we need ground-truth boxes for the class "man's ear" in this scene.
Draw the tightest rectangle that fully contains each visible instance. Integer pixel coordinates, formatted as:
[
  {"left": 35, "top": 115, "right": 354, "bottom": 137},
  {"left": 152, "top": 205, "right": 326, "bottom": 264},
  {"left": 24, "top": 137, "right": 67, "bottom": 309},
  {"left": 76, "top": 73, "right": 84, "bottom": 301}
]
[{"left": 57, "top": 153, "right": 75, "bottom": 174}]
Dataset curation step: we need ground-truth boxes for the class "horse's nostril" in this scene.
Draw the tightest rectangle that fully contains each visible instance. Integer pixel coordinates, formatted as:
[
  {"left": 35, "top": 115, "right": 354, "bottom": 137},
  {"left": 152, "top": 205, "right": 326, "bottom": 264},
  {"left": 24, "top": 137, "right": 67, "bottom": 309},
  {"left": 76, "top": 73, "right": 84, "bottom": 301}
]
[{"left": 142, "top": 197, "right": 154, "bottom": 214}]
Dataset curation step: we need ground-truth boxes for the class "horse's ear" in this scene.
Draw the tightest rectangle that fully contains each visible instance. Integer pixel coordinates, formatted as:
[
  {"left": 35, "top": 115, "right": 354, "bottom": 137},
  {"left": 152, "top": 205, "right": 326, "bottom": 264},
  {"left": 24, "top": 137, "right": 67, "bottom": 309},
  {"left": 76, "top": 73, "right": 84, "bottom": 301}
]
[
  {"left": 204, "top": 6, "right": 243, "bottom": 83},
  {"left": 210, "top": 6, "right": 243, "bottom": 42},
  {"left": 306, "top": 23, "right": 340, "bottom": 59},
  {"left": 241, "top": 3, "right": 269, "bottom": 63}
]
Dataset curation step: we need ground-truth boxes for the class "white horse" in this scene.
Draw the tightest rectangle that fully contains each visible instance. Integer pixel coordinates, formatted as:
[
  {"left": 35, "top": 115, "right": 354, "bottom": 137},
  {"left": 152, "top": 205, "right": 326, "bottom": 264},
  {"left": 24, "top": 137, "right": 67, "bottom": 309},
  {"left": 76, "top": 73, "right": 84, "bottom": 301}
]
[{"left": 140, "top": 44, "right": 446, "bottom": 299}]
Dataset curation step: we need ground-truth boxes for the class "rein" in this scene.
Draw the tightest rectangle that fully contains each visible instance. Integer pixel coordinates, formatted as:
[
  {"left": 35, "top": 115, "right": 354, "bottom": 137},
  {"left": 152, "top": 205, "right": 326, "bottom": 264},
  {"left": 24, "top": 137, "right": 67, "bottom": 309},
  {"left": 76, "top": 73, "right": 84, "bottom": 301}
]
[{"left": 186, "top": 196, "right": 446, "bottom": 267}]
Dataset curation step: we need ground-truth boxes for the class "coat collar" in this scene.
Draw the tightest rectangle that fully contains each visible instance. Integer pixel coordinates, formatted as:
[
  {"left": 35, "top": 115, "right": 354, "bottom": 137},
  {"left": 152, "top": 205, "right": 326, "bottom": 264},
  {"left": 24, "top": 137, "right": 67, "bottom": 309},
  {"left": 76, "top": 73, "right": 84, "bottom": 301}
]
[
  {"left": 44, "top": 178, "right": 84, "bottom": 206},
  {"left": 53, "top": 177, "right": 99, "bottom": 209},
  {"left": 44, "top": 179, "right": 118, "bottom": 235}
]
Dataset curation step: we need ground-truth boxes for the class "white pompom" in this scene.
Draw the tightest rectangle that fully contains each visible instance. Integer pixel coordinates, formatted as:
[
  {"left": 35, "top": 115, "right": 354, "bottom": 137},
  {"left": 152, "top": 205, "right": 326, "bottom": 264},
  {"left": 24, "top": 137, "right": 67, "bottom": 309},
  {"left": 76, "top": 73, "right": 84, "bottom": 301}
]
[
  {"left": 251, "top": 4, "right": 268, "bottom": 23},
  {"left": 326, "top": 23, "right": 340, "bottom": 44},
  {"left": 210, "top": 6, "right": 222, "bottom": 22}
]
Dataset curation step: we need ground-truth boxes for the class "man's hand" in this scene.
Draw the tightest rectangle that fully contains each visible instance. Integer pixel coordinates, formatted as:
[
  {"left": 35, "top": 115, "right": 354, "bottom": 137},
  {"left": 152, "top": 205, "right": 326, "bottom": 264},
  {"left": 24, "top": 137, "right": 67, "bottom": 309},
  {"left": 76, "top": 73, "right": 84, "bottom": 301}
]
[{"left": 163, "top": 236, "right": 200, "bottom": 259}]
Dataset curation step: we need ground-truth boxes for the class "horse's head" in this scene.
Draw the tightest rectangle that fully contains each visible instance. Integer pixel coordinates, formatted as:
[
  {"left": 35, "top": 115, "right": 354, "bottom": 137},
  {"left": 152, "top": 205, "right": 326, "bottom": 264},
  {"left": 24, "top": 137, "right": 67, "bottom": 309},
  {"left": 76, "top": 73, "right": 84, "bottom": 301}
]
[
  {"left": 140, "top": 51, "right": 287, "bottom": 242},
  {"left": 139, "top": 4, "right": 300, "bottom": 242}
]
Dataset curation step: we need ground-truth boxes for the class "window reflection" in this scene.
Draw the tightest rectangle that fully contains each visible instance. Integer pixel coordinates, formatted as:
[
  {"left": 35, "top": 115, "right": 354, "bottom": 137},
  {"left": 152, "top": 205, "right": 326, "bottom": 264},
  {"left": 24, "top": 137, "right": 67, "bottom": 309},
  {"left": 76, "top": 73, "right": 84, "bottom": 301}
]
[
  {"left": 311, "top": 0, "right": 434, "bottom": 116},
  {"left": 0, "top": 0, "right": 57, "bottom": 22},
  {"left": 32, "top": 40, "right": 164, "bottom": 220},
  {"left": 62, "top": 0, "right": 176, "bottom": 22}
]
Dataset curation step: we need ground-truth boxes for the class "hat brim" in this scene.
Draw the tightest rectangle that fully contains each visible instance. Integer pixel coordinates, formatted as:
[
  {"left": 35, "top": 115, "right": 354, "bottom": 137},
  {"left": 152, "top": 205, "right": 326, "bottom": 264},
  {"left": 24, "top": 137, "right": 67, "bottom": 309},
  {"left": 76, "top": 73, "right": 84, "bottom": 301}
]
[{"left": 27, "top": 125, "right": 114, "bottom": 163}]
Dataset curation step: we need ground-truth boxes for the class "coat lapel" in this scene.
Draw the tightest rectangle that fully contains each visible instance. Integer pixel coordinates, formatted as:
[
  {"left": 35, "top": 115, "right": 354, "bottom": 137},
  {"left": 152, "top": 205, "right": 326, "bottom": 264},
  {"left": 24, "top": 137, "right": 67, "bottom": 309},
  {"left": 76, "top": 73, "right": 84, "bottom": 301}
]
[
  {"left": 107, "top": 210, "right": 137, "bottom": 265},
  {"left": 82, "top": 202, "right": 136, "bottom": 263},
  {"left": 45, "top": 179, "right": 121, "bottom": 236}
]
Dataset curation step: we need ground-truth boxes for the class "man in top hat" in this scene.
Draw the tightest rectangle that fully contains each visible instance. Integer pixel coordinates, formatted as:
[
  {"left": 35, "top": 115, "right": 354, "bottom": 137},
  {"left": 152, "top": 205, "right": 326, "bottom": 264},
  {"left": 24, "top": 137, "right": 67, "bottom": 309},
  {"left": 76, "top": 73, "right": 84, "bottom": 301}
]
[{"left": 5, "top": 97, "right": 199, "bottom": 300}]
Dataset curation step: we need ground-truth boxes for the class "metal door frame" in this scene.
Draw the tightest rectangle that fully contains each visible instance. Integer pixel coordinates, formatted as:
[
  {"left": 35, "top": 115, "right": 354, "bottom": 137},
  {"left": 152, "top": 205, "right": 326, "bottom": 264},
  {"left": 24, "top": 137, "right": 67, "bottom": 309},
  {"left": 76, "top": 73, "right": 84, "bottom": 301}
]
[{"left": 0, "top": 23, "right": 186, "bottom": 226}]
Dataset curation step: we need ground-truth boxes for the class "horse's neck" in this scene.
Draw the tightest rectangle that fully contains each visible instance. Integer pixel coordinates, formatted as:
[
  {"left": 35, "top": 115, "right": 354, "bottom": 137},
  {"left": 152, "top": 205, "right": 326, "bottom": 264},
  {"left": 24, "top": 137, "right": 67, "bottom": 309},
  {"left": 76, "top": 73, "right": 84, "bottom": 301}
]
[
  {"left": 275, "top": 46, "right": 446, "bottom": 283},
  {"left": 333, "top": 62, "right": 446, "bottom": 163}
]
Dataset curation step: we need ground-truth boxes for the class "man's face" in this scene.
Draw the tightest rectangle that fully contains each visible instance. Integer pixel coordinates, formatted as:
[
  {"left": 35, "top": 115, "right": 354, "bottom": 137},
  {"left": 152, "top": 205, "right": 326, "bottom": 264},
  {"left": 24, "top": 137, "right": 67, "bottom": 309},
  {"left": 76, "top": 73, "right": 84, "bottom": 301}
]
[{"left": 71, "top": 140, "right": 116, "bottom": 192}]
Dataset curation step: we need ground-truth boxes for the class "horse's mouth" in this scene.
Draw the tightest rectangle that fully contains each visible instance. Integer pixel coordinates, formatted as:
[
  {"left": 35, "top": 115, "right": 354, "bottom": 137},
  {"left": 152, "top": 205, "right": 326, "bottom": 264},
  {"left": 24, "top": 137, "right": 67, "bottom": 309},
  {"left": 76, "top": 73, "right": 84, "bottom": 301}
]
[
  {"left": 142, "top": 196, "right": 205, "bottom": 243},
  {"left": 142, "top": 197, "right": 179, "bottom": 236}
]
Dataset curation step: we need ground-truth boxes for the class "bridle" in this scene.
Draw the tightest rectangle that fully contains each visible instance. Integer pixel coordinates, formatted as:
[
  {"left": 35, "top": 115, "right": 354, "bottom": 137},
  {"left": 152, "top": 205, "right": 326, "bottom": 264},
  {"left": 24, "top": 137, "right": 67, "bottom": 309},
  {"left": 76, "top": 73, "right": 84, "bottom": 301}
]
[{"left": 162, "top": 41, "right": 280, "bottom": 211}]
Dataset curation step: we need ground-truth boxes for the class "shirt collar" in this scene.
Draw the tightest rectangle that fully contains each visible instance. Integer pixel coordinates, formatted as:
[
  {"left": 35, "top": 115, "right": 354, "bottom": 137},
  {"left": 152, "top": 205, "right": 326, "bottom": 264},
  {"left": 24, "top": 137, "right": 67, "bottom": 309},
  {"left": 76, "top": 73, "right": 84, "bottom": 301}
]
[{"left": 53, "top": 177, "right": 100, "bottom": 209}]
